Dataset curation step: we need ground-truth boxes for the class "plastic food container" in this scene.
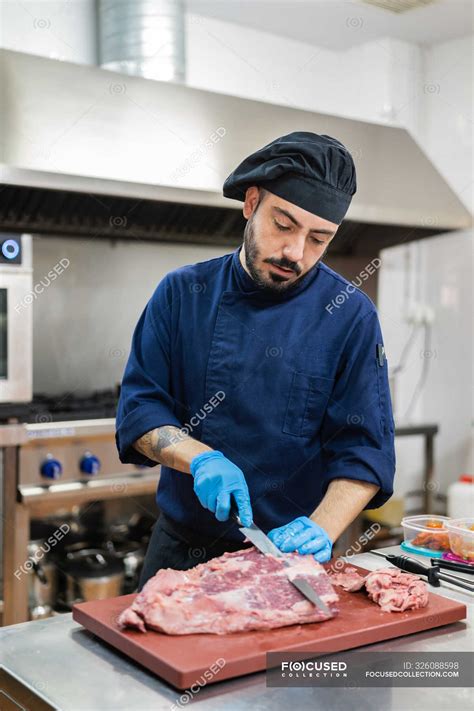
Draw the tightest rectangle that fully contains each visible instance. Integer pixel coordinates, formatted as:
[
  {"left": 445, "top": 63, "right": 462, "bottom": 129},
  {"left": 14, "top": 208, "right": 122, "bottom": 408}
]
[
  {"left": 401, "top": 515, "right": 451, "bottom": 553},
  {"left": 446, "top": 518, "right": 474, "bottom": 561}
]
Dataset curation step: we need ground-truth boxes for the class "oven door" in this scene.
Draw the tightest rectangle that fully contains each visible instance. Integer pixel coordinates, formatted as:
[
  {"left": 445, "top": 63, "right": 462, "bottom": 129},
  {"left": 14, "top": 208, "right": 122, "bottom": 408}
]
[{"left": 0, "top": 269, "right": 33, "bottom": 403}]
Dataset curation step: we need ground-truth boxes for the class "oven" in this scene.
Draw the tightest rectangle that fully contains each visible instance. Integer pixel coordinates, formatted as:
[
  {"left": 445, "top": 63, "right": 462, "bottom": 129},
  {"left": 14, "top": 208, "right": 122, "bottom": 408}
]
[{"left": 0, "top": 234, "right": 33, "bottom": 403}]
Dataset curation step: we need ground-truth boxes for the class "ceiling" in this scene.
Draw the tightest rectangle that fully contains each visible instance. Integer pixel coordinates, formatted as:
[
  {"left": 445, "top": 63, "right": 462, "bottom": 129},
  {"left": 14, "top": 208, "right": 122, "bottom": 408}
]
[{"left": 186, "top": 0, "right": 473, "bottom": 51}]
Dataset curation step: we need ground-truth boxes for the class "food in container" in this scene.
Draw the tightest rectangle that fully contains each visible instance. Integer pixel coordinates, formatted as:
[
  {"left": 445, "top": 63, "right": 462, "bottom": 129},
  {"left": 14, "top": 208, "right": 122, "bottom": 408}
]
[
  {"left": 446, "top": 518, "right": 474, "bottom": 561},
  {"left": 401, "top": 515, "right": 451, "bottom": 552}
]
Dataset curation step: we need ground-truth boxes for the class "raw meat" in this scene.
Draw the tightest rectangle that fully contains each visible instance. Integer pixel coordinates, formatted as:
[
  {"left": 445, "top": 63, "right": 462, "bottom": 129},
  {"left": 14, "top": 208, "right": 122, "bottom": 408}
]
[
  {"left": 364, "top": 568, "right": 429, "bottom": 612},
  {"left": 327, "top": 566, "right": 366, "bottom": 592},
  {"left": 118, "top": 547, "right": 339, "bottom": 635},
  {"left": 329, "top": 565, "right": 428, "bottom": 612}
]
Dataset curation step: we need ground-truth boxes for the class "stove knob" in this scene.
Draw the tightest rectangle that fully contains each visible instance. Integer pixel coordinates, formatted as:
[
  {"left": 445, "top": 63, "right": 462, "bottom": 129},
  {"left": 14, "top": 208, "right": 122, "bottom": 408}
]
[
  {"left": 80, "top": 453, "right": 101, "bottom": 476},
  {"left": 40, "top": 456, "right": 63, "bottom": 480}
]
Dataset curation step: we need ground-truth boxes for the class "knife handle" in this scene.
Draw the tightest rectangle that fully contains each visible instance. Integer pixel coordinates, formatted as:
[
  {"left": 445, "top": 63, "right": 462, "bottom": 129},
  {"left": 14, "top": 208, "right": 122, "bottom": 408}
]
[
  {"left": 385, "top": 554, "right": 441, "bottom": 587},
  {"left": 229, "top": 500, "right": 241, "bottom": 525}
]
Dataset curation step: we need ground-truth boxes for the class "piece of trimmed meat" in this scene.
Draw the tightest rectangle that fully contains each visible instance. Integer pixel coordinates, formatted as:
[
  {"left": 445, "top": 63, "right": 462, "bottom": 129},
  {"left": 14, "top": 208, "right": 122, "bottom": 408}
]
[
  {"left": 329, "top": 565, "right": 429, "bottom": 612},
  {"left": 118, "top": 547, "right": 339, "bottom": 635},
  {"left": 364, "top": 568, "right": 429, "bottom": 612},
  {"left": 327, "top": 566, "right": 366, "bottom": 592}
]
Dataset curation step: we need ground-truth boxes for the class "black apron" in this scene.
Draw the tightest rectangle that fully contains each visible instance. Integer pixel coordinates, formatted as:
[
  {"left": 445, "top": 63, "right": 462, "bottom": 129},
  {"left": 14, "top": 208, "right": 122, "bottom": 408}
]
[{"left": 138, "top": 513, "right": 253, "bottom": 591}]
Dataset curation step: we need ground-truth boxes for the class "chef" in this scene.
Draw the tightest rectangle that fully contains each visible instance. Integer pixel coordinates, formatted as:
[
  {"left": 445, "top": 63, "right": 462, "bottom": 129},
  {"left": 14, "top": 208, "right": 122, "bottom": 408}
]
[{"left": 115, "top": 131, "right": 396, "bottom": 590}]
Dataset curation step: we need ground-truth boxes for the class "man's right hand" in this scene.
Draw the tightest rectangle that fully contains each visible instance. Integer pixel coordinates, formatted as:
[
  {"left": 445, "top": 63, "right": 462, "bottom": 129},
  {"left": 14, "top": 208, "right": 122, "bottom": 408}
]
[{"left": 190, "top": 450, "right": 253, "bottom": 527}]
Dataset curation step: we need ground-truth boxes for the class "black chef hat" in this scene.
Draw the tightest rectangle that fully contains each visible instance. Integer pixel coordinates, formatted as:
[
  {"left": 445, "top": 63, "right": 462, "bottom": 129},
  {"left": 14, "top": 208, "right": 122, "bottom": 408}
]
[{"left": 223, "top": 131, "right": 357, "bottom": 224}]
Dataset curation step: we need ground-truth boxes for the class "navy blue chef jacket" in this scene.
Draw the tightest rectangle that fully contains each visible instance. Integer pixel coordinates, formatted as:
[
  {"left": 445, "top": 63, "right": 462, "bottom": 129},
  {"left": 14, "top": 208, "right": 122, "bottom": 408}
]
[{"left": 116, "top": 247, "right": 395, "bottom": 542}]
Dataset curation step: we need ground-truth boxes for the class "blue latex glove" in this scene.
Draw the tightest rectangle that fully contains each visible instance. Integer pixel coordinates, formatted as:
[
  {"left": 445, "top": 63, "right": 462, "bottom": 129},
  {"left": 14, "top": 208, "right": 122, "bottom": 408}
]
[
  {"left": 190, "top": 450, "right": 253, "bottom": 527},
  {"left": 267, "top": 516, "right": 333, "bottom": 563}
]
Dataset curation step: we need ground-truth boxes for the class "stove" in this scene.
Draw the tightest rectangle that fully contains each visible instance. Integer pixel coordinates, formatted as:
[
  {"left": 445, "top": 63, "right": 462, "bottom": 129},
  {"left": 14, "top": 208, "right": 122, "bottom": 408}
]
[
  {"left": 6, "top": 387, "right": 157, "bottom": 501},
  {"left": 0, "top": 388, "right": 119, "bottom": 424},
  {"left": 2, "top": 388, "right": 159, "bottom": 626}
]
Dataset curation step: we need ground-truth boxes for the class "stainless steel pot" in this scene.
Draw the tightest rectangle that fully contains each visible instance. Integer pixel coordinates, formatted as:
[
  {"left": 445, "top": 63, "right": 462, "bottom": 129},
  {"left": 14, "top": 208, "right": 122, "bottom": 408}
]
[
  {"left": 63, "top": 549, "right": 124, "bottom": 605},
  {"left": 27, "top": 530, "right": 59, "bottom": 619}
]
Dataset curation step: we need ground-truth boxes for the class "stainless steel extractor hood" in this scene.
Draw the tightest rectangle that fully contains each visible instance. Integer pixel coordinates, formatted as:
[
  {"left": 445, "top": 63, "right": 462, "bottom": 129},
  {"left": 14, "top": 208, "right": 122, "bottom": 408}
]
[{"left": 0, "top": 48, "right": 471, "bottom": 246}]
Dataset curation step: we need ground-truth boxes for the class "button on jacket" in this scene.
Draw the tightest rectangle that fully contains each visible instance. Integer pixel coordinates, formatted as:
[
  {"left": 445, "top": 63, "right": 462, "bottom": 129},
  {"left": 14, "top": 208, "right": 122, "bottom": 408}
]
[{"left": 116, "top": 248, "right": 395, "bottom": 542}]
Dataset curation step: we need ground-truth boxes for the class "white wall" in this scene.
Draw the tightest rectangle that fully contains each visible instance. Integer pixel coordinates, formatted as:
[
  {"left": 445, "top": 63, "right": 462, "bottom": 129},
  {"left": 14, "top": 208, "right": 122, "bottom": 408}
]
[
  {"left": 0, "top": 0, "right": 96, "bottom": 64},
  {"left": 377, "top": 33, "right": 473, "bottom": 504},
  {"left": 378, "top": 230, "right": 473, "bottom": 503},
  {"left": 186, "top": 14, "right": 396, "bottom": 126},
  {"left": 420, "top": 35, "right": 473, "bottom": 215}
]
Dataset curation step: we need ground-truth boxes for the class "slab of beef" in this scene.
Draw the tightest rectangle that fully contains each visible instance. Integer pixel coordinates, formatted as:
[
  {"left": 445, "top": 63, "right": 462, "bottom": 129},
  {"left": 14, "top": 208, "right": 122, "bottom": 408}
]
[
  {"left": 118, "top": 547, "right": 339, "bottom": 635},
  {"left": 329, "top": 566, "right": 429, "bottom": 612}
]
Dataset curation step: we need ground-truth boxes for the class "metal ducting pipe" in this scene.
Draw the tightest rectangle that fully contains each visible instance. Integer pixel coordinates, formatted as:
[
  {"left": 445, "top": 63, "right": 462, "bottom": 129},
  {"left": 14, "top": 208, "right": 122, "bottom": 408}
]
[{"left": 98, "top": 0, "right": 186, "bottom": 82}]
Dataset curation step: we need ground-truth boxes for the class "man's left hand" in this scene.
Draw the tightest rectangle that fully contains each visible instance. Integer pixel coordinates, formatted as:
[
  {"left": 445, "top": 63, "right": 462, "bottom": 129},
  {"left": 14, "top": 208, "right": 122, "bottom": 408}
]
[{"left": 267, "top": 516, "right": 333, "bottom": 563}]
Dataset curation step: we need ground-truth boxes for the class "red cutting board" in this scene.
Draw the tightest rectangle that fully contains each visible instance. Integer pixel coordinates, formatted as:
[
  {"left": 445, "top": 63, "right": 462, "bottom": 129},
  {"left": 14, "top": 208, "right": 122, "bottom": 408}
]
[{"left": 72, "top": 563, "right": 467, "bottom": 690}]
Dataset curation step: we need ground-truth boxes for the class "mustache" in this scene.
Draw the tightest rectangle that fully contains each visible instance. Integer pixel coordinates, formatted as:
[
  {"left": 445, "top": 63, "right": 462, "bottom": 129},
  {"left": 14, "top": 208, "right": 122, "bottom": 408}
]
[{"left": 263, "top": 257, "right": 301, "bottom": 275}]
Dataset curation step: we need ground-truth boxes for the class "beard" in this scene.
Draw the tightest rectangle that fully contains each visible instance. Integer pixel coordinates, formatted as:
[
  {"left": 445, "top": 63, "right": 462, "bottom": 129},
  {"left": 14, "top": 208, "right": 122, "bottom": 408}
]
[{"left": 242, "top": 214, "right": 325, "bottom": 294}]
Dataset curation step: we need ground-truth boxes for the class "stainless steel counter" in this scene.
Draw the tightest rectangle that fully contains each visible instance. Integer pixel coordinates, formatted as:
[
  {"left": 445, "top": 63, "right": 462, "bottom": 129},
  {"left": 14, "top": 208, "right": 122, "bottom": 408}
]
[{"left": 1, "top": 546, "right": 472, "bottom": 711}]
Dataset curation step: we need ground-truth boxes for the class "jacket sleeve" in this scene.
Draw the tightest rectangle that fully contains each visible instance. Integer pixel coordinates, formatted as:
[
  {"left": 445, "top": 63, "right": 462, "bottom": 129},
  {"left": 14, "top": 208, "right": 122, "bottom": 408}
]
[
  {"left": 320, "top": 309, "right": 396, "bottom": 509},
  {"left": 115, "top": 275, "right": 183, "bottom": 467}
]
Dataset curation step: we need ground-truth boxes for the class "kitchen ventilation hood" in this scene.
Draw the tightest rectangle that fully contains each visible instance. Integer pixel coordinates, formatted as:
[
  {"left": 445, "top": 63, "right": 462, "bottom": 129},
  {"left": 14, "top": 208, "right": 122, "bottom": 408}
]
[{"left": 0, "top": 48, "right": 471, "bottom": 251}]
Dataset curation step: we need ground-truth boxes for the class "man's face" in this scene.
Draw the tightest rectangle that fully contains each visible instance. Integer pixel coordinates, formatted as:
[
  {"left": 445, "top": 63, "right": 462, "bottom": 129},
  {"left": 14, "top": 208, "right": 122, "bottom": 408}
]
[{"left": 241, "top": 186, "right": 339, "bottom": 293}]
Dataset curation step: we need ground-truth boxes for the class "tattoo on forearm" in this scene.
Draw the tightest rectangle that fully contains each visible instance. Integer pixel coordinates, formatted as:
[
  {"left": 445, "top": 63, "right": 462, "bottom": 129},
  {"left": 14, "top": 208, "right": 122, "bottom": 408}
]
[
  {"left": 154, "top": 426, "right": 183, "bottom": 453},
  {"left": 134, "top": 425, "right": 192, "bottom": 467}
]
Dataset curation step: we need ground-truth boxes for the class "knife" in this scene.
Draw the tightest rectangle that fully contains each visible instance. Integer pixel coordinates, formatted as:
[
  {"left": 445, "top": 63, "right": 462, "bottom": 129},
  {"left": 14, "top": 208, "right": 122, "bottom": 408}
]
[
  {"left": 430, "top": 557, "right": 474, "bottom": 575},
  {"left": 229, "top": 503, "right": 333, "bottom": 617},
  {"left": 370, "top": 550, "right": 474, "bottom": 592}
]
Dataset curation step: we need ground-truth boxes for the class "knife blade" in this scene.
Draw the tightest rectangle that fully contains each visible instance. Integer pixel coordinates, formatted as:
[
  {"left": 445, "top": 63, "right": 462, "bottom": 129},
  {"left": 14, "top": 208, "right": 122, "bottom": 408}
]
[
  {"left": 288, "top": 576, "right": 333, "bottom": 613},
  {"left": 230, "top": 504, "right": 333, "bottom": 617},
  {"left": 238, "top": 521, "right": 283, "bottom": 557}
]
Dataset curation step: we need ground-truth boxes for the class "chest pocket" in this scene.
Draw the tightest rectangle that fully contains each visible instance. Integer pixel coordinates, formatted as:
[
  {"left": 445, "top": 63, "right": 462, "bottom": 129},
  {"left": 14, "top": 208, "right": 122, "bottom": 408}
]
[{"left": 282, "top": 371, "right": 335, "bottom": 438}]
